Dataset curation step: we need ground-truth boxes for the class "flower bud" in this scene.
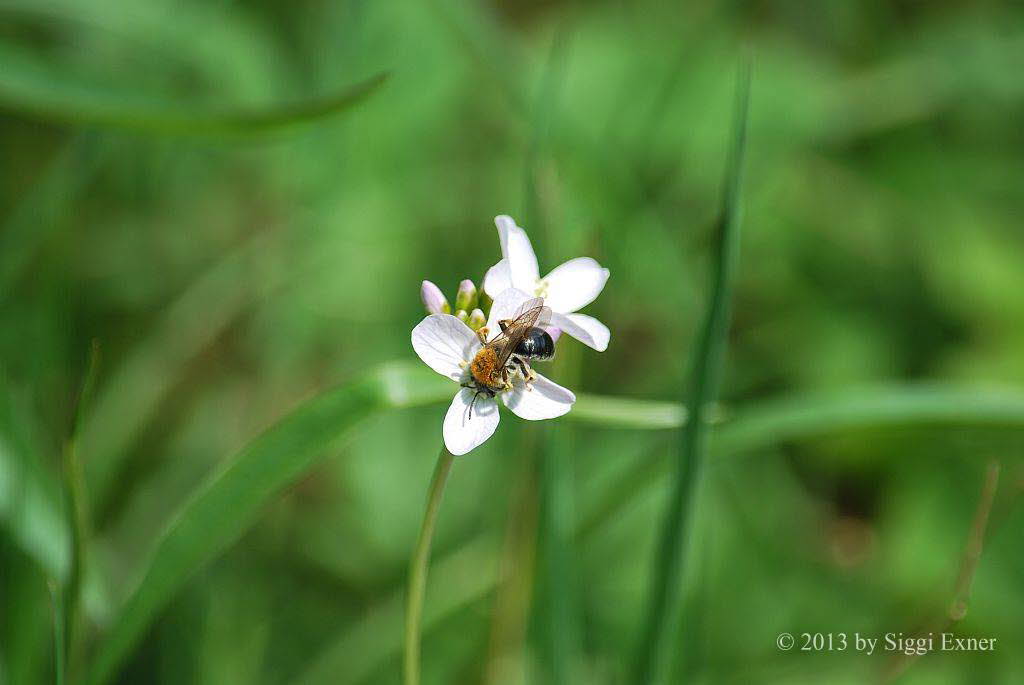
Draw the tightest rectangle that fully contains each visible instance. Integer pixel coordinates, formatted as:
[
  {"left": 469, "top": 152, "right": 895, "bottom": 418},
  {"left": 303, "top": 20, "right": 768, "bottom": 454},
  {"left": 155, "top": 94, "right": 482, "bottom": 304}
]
[
  {"left": 454, "top": 279, "right": 478, "bottom": 312},
  {"left": 456, "top": 309, "right": 469, "bottom": 323},
  {"left": 420, "top": 280, "right": 450, "bottom": 314},
  {"left": 467, "top": 308, "right": 486, "bottom": 331}
]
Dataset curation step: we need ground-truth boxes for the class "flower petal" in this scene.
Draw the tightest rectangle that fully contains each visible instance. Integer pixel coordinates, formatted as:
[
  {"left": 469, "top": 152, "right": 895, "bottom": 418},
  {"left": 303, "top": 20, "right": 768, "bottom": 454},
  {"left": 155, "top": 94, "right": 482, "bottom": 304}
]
[
  {"left": 550, "top": 312, "right": 610, "bottom": 352},
  {"left": 495, "top": 215, "right": 539, "bottom": 290},
  {"left": 411, "top": 314, "right": 480, "bottom": 381},
  {"left": 542, "top": 258, "right": 610, "bottom": 313},
  {"left": 485, "top": 288, "right": 534, "bottom": 338},
  {"left": 501, "top": 372, "right": 575, "bottom": 420},
  {"left": 483, "top": 259, "right": 513, "bottom": 299},
  {"left": 444, "top": 388, "right": 500, "bottom": 455}
]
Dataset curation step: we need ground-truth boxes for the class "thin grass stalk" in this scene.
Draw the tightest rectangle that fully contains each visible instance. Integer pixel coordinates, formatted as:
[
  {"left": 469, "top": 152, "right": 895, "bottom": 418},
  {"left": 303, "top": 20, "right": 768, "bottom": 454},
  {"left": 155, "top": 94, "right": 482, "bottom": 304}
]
[
  {"left": 539, "top": 427, "right": 579, "bottom": 683},
  {"left": 632, "top": 58, "right": 751, "bottom": 685},
  {"left": 47, "top": 580, "right": 65, "bottom": 685},
  {"left": 515, "top": 20, "right": 580, "bottom": 683},
  {"left": 482, "top": 457, "right": 540, "bottom": 684},
  {"left": 882, "top": 460, "right": 1000, "bottom": 683},
  {"left": 61, "top": 340, "right": 100, "bottom": 677}
]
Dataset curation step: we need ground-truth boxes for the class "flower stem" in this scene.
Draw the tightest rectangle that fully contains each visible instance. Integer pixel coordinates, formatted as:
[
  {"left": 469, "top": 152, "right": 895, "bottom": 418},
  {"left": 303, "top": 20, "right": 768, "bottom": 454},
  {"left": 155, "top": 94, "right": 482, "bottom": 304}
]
[{"left": 404, "top": 445, "right": 455, "bottom": 685}]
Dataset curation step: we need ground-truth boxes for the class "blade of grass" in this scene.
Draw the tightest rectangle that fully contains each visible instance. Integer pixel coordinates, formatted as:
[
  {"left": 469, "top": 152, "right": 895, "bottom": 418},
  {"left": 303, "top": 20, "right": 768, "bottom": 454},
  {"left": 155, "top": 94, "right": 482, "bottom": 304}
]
[
  {"left": 521, "top": 20, "right": 579, "bottom": 684},
  {"left": 81, "top": 361, "right": 451, "bottom": 685},
  {"left": 48, "top": 580, "right": 65, "bottom": 685},
  {"left": 80, "top": 233, "right": 279, "bottom": 518},
  {"left": 482, "top": 456, "right": 540, "bottom": 685},
  {"left": 633, "top": 58, "right": 751, "bottom": 685},
  {"left": 0, "top": 135, "right": 104, "bottom": 295},
  {"left": 713, "top": 385, "right": 1024, "bottom": 455},
  {"left": 572, "top": 394, "right": 685, "bottom": 429},
  {"left": 882, "top": 460, "right": 1001, "bottom": 682},
  {"left": 0, "top": 0, "right": 282, "bottom": 94},
  {"left": 538, "top": 427, "right": 579, "bottom": 684},
  {"left": 0, "top": 54, "right": 388, "bottom": 136},
  {"left": 60, "top": 341, "right": 100, "bottom": 680},
  {"left": 0, "top": 383, "right": 70, "bottom": 583}
]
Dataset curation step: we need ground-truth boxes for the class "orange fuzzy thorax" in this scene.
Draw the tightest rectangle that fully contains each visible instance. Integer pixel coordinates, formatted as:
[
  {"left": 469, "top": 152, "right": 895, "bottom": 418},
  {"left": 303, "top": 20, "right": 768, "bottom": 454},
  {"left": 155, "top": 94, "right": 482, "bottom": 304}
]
[{"left": 470, "top": 347, "right": 501, "bottom": 388}]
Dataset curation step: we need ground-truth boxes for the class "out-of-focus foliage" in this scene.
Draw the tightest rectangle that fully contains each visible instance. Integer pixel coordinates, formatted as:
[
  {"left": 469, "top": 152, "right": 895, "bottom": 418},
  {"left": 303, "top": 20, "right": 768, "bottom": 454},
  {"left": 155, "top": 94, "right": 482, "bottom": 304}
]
[{"left": 2, "top": 0, "right": 1023, "bottom": 684}]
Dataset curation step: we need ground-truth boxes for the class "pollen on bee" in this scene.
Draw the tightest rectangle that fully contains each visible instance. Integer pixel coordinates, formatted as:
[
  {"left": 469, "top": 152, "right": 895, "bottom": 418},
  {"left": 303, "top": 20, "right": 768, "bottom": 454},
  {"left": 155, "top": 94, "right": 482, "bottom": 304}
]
[{"left": 470, "top": 347, "right": 500, "bottom": 386}]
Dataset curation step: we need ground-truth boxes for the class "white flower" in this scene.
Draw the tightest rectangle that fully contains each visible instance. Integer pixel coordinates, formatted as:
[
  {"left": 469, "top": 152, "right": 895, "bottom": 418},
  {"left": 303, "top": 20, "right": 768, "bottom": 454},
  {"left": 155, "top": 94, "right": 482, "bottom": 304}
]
[
  {"left": 483, "top": 215, "right": 611, "bottom": 351},
  {"left": 411, "top": 289, "right": 576, "bottom": 455}
]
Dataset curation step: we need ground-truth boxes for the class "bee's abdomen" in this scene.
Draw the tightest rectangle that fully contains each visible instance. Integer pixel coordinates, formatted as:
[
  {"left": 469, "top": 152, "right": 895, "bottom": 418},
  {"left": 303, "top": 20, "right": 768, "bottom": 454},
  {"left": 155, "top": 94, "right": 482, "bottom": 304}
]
[{"left": 515, "top": 328, "right": 555, "bottom": 361}]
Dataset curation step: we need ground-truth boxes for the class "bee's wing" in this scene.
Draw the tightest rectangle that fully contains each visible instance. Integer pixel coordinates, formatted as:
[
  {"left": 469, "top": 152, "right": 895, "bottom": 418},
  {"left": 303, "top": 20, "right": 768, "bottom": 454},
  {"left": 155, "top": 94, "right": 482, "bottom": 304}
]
[
  {"left": 511, "top": 297, "right": 544, "bottom": 319},
  {"left": 510, "top": 297, "right": 552, "bottom": 328},
  {"left": 535, "top": 304, "right": 552, "bottom": 328},
  {"left": 494, "top": 299, "right": 550, "bottom": 368}
]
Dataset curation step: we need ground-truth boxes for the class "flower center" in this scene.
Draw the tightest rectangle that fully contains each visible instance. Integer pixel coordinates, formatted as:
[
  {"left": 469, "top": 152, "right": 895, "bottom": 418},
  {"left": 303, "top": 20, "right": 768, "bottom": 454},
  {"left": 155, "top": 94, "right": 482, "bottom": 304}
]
[{"left": 534, "top": 278, "right": 549, "bottom": 298}]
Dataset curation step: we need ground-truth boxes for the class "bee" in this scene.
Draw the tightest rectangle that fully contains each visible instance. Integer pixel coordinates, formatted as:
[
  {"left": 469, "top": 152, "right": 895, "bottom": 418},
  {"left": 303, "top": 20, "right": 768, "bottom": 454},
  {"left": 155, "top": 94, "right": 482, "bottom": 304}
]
[{"left": 462, "top": 297, "right": 555, "bottom": 418}]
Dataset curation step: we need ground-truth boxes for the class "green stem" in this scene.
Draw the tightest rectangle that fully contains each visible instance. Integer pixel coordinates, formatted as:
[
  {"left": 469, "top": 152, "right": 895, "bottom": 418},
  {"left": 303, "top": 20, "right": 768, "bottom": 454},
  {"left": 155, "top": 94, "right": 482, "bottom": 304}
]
[
  {"left": 48, "top": 580, "right": 65, "bottom": 685},
  {"left": 633, "top": 58, "right": 751, "bottom": 685},
  {"left": 404, "top": 446, "right": 456, "bottom": 685}
]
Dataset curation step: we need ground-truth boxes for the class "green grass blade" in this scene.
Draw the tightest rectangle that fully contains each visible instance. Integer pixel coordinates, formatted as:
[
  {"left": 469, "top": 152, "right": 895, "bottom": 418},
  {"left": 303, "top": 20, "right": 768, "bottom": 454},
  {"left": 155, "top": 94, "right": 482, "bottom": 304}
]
[
  {"left": 0, "top": 57, "right": 388, "bottom": 135},
  {"left": 521, "top": 22, "right": 580, "bottom": 684},
  {"left": 714, "top": 385, "right": 1024, "bottom": 454},
  {"left": 577, "top": 384, "right": 1024, "bottom": 436},
  {"left": 48, "top": 580, "right": 66, "bottom": 685},
  {"left": 0, "top": 385, "right": 70, "bottom": 583},
  {"left": 633, "top": 58, "right": 751, "bottom": 685},
  {"left": 61, "top": 341, "right": 101, "bottom": 679},
  {"left": 0, "top": 135, "right": 104, "bottom": 294},
  {"left": 572, "top": 394, "right": 686, "bottom": 429},
  {"left": 81, "top": 362, "right": 448, "bottom": 685},
  {"left": 582, "top": 383, "right": 1024, "bottom": 561},
  {"left": 80, "top": 235, "right": 285, "bottom": 517}
]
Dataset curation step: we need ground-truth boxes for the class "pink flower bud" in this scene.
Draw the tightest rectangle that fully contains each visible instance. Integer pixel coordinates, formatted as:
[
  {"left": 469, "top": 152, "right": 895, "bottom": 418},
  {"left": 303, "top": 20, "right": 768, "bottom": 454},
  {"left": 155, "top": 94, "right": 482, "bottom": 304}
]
[{"left": 420, "top": 280, "right": 450, "bottom": 314}]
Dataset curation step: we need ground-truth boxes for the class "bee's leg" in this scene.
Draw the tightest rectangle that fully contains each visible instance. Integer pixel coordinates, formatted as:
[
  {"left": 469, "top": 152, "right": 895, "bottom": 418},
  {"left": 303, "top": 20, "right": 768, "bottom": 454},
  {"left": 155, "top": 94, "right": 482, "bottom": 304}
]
[
  {"left": 512, "top": 357, "right": 536, "bottom": 388},
  {"left": 466, "top": 386, "right": 497, "bottom": 420},
  {"left": 523, "top": 360, "right": 536, "bottom": 384},
  {"left": 476, "top": 327, "right": 489, "bottom": 345},
  {"left": 500, "top": 366, "right": 513, "bottom": 392}
]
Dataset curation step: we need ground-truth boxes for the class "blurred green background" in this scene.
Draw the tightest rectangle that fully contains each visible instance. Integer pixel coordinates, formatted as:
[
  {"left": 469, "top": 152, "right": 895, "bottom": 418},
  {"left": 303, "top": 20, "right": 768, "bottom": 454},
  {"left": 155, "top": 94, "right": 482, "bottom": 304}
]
[{"left": 2, "top": 0, "right": 1024, "bottom": 684}]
